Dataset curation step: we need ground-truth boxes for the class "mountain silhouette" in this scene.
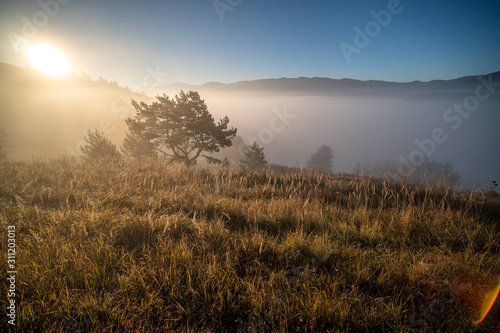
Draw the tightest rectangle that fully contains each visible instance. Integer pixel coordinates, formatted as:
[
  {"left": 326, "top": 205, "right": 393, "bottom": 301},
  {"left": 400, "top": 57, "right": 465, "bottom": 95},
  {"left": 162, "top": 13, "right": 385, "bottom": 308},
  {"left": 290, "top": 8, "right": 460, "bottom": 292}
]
[{"left": 149, "top": 71, "right": 500, "bottom": 97}]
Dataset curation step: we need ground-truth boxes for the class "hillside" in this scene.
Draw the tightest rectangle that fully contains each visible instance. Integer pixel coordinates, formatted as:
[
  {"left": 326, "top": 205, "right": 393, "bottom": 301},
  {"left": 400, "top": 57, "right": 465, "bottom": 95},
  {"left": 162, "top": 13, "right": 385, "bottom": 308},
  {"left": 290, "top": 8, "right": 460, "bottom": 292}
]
[
  {"left": 0, "top": 157, "right": 498, "bottom": 332},
  {"left": 0, "top": 63, "right": 151, "bottom": 159}
]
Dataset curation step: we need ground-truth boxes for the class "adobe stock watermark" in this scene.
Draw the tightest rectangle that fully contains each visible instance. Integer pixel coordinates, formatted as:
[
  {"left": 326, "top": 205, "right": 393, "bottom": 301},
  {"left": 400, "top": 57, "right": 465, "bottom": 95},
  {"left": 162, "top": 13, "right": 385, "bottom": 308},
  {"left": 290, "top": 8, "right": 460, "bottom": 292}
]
[
  {"left": 65, "top": 64, "right": 168, "bottom": 156},
  {"left": 6, "top": 225, "right": 17, "bottom": 326},
  {"left": 213, "top": 0, "right": 243, "bottom": 21},
  {"left": 65, "top": 93, "right": 135, "bottom": 156},
  {"left": 133, "top": 64, "right": 170, "bottom": 92},
  {"left": 236, "top": 106, "right": 296, "bottom": 155},
  {"left": 398, "top": 74, "right": 500, "bottom": 177},
  {"left": 339, "top": 0, "right": 411, "bottom": 64},
  {"left": 7, "top": 0, "right": 71, "bottom": 53}
]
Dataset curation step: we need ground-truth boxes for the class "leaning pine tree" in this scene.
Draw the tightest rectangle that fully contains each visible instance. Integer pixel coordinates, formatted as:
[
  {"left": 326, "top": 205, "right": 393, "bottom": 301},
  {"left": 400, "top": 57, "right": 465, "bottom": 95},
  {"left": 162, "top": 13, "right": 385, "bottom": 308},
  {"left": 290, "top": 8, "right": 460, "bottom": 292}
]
[
  {"left": 240, "top": 141, "right": 267, "bottom": 169},
  {"left": 127, "top": 90, "right": 237, "bottom": 165}
]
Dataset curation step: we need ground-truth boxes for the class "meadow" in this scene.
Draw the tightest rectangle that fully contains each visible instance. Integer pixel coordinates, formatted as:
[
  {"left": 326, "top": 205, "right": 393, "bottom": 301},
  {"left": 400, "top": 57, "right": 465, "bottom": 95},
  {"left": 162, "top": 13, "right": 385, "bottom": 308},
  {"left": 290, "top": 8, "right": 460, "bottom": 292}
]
[{"left": 1, "top": 157, "right": 499, "bottom": 332}]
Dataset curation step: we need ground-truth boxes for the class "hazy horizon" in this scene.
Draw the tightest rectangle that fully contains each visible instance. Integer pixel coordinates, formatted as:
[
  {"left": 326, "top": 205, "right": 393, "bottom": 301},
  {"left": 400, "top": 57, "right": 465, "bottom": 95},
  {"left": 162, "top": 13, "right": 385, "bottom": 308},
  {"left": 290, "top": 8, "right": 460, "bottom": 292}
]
[
  {"left": 1, "top": 1, "right": 500, "bottom": 190},
  {"left": 2, "top": 1, "right": 500, "bottom": 87},
  {"left": 1, "top": 63, "right": 499, "bottom": 191}
]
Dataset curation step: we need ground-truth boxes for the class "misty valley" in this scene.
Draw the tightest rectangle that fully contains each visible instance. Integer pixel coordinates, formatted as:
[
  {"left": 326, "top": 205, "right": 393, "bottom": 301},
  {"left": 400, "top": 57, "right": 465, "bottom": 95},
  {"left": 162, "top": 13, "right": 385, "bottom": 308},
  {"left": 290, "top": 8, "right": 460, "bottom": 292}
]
[{"left": 1, "top": 63, "right": 499, "bottom": 190}]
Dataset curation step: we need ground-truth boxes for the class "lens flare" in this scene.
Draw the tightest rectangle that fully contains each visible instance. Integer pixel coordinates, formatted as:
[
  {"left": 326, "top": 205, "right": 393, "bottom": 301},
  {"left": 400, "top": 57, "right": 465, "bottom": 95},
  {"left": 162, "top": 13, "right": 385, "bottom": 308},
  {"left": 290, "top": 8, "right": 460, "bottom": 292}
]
[
  {"left": 451, "top": 274, "right": 500, "bottom": 325},
  {"left": 475, "top": 282, "right": 500, "bottom": 324}
]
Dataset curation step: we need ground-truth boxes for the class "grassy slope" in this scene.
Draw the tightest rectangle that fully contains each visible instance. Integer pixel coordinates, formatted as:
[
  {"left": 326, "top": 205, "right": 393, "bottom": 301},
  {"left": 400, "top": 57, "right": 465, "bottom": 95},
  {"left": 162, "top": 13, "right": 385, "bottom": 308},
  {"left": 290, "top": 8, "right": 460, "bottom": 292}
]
[{"left": 1, "top": 157, "right": 499, "bottom": 332}]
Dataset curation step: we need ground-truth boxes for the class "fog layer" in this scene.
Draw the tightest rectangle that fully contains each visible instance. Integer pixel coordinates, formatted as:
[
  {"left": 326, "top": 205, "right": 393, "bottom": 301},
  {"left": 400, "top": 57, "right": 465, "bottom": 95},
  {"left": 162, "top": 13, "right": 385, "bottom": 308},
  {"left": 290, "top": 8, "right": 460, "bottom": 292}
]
[{"left": 2, "top": 63, "right": 499, "bottom": 189}]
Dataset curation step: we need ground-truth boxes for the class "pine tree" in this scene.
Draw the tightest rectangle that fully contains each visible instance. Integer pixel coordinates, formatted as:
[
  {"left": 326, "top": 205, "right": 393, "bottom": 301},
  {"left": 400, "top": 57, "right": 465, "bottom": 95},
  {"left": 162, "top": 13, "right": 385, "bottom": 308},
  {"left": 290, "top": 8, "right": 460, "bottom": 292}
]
[
  {"left": 121, "top": 120, "right": 156, "bottom": 158},
  {"left": 306, "top": 145, "right": 334, "bottom": 173},
  {"left": 79, "top": 129, "right": 121, "bottom": 160},
  {"left": 240, "top": 142, "right": 267, "bottom": 169},
  {"left": 127, "top": 90, "right": 237, "bottom": 165}
]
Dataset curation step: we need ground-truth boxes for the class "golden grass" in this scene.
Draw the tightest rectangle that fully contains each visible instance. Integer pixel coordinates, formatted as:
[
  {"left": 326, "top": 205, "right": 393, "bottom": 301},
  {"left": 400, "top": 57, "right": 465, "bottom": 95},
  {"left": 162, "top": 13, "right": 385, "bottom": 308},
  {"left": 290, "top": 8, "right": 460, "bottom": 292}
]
[{"left": 1, "top": 157, "right": 499, "bottom": 332}]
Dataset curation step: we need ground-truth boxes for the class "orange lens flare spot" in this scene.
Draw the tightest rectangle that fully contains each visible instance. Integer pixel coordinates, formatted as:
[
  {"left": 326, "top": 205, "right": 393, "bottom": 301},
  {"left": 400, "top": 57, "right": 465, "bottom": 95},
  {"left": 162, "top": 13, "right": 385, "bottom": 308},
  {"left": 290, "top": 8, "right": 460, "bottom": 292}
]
[
  {"left": 476, "top": 282, "right": 500, "bottom": 324},
  {"left": 451, "top": 274, "right": 500, "bottom": 325}
]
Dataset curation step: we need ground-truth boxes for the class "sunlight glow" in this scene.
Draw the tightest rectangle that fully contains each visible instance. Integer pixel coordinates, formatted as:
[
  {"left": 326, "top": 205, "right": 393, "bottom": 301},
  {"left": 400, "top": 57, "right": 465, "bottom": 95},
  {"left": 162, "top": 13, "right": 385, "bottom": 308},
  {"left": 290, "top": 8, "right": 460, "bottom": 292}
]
[
  {"left": 475, "top": 282, "right": 500, "bottom": 324},
  {"left": 452, "top": 274, "right": 500, "bottom": 325},
  {"left": 26, "top": 43, "right": 70, "bottom": 76}
]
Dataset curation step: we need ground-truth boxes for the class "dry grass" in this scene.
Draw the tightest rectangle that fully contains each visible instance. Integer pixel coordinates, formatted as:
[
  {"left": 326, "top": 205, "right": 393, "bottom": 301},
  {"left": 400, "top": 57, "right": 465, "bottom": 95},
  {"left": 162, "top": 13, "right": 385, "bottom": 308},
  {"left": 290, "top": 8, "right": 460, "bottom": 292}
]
[{"left": 1, "top": 157, "right": 499, "bottom": 332}]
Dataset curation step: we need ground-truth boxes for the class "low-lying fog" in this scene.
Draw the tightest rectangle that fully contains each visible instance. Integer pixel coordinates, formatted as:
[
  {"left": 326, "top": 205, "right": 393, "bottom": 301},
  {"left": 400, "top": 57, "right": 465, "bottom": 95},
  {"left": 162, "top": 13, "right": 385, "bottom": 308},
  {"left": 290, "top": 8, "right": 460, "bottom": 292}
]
[
  {"left": 201, "top": 91, "right": 500, "bottom": 190},
  {"left": 1, "top": 64, "right": 499, "bottom": 190}
]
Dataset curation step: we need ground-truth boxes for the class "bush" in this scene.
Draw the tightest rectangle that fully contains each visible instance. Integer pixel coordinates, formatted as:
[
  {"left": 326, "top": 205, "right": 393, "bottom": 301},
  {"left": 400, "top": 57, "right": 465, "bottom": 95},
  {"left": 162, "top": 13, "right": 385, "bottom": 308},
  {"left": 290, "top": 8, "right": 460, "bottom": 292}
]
[{"left": 79, "top": 129, "right": 121, "bottom": 160}]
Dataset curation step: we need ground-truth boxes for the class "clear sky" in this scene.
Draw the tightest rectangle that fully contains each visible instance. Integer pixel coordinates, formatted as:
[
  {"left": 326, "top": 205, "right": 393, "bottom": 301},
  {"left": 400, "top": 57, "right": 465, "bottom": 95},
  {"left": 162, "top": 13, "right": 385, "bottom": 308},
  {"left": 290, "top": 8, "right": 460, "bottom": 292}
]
[{"left": 1, "top": 0, "right": 500, "bottom": 87}]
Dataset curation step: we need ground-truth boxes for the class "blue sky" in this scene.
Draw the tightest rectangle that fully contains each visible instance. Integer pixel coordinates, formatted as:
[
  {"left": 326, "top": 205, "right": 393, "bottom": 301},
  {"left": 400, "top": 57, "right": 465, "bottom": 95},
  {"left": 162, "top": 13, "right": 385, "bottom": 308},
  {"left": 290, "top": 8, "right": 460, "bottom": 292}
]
[{"left": 1, "top": 0, "right": 500, "bottom": 87}]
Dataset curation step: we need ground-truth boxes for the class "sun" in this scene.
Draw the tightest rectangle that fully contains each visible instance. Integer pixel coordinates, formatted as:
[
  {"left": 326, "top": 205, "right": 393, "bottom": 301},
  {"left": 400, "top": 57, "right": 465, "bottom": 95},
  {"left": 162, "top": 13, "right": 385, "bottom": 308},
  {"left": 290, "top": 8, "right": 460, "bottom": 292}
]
[{"left": 26, "top": 43, "right": 71, "bottom": 76}]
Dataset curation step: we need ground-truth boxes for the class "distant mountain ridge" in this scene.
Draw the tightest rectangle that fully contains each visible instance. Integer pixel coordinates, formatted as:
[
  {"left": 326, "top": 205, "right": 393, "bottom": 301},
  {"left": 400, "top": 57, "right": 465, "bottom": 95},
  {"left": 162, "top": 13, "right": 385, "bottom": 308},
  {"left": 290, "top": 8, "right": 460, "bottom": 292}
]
[
  {"left": 149, "top": 71, "right": 500, "bottom": 97},
  {"left": 2, "top": 62, "right": 498, "bottom": 97}
]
